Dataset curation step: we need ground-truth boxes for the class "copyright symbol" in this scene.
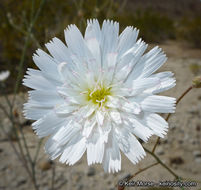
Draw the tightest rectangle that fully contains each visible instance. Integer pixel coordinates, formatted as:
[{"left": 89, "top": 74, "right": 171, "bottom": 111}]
[{"left": 118, "top": 180, "right": 124, "bottom": 187}]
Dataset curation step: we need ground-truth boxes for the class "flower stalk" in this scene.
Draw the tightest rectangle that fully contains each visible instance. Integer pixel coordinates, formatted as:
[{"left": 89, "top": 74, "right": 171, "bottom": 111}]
[{"left": 152, "top": 85, "right": 193, "bottom": 153}]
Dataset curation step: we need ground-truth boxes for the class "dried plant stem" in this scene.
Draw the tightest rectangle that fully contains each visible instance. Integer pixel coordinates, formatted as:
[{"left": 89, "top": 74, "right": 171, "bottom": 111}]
[
  {"left": 152, "top": 86, "right": 193, "bottom": 153},
  {"left": 0, "top": 125, "right": 25, "bottom": 169},
  {"left": 0, "top": 105, "right": 28, "bottom": 173},
  {"left": 0, "top": 124, "right": 38, "bottom": 190},
  {"left": 151, "top": 138, "right": 159, "bottom": 154},
  {"left": 144, "top": 147, "right": 180, "bottom": 179},
  {"left": 106, "top": 0, "right": 114, "bottom": 18},
  {"left": 33, "top": 139, "right": 43, "bottom": 164},
  {"left": 12, "top": 0, "right": 46, "bottom": 105},
  {"left": 51, "top": 162, "right": 56, "bottom": 190},
  {"left": 6, "top": 16, "right": 41, "bottom": 48},
  {"left": 17, "top": 125, "right": 38, "bottom": 188},
  {"left": 0, "top": 1, "right": 46, "bottom": 190},
  {"left": 19, "top": 126, "right": 33, "bottom": 164},
  {"left": 128, "top": 162, "right": 159, "bottom": 180},
  {"left": 117, "top": 162, "right": 158, "bottom": 190},
  {"left": 0, "top": 104, "right": 10, "bottom": 118},
  {"left": 117, "top": 0, "right": 128, "bottom": 14}
]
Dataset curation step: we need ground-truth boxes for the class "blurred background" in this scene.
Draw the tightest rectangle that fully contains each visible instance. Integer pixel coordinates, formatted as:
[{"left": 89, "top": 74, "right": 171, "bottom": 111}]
[
  {"left": 1, "top": 0, "right": 201, "bottom": 93},
  {"left": 0, "top": 0, "right": 201, "bottom": 190}
]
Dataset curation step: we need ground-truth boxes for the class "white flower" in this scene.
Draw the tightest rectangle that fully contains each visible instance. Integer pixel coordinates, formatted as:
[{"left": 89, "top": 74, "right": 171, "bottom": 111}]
[
  {"left": 23, "top": 19, "right": 176, "bottom": 173},
  {"left": 0, "top": 70, "right": 10, "bottom": 81}
]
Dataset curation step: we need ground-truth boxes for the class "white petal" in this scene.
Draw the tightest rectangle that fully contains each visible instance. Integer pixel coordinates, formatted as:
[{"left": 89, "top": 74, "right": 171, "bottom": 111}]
[
  {"left": 23, "top": 69, "right": 57, "bottom": 91},
  {"left": 106, "top": 96, "right": 120, "bottom": 109},
  {"left": 64, "top": 25, "right": 92, "bottom": 60},
  {"left": 24, "top": 100, "right": 53, "bottom": 110},
  {"left": 96, "top": 110, "right": 105, "bottom": 126},
  {"left": 85, "top": 38, "right": 101, "bottom": 72},
  {"left": 130, "top": 77, "right": 160, "bottom": 95},
  {"left": 85, "top": 71, "right": 96, "bottom": 89},
  {"left": 57, "top": 87, "right": 86, "bottom": 105},
  {"left": 121, "top": 101, "right": 141, "bottom": 114},
  {"left": 117, "top": 26, "right": 139, "bottom": 57},
  {"left": 78, "top": 104, "right": 97, "bottom": 118},
  {"left": 101, "top": 20, "right": 119, "bottom": 68},
  {"left": 54, "top": 103, "right": 78, "bottom": 117},
  {"left": 59, "top": 134, "right": 86, "bottom": 165},
  {"left": 144, "top": 113, "right": 168, "bottom": 138},
  {"left": 146, "top": 72, "right": 176, "bottom": 94},
  {"left": 110, "top": 110, "right": 122, "bottom": 124},
  {"left": 107, "top": 52, "right": 117, "bottom": 69},
  {"left": 140, "top": 95, "right": 176, "bottom": 113},
  {"left": 102, "top": 131, "right": 121, "bottom": 173},
  {"left": 129, "top": 46, "right": 167, "bottom": 79},
  {"left": 33, "top": 49, "right": 61, "bottom": 83},
  {"left": 67, "top": 137, "right": 86, "bottom": 165},
  {"left": 87, "top": 132, "right": 104, "bottom": 165},
  {"left": 115, "top": 63, "right": 133, "bottom": 82},
  {"left": 118, "top": 40, "right": 148, "bottom": 82},
  {"left": 82, "top": 118, "right": 96, "bottom": 138},
  {"left": 85, "top": 20, "right": 101, "bottom": 70},
  {"left": 85, "top": 19, "right": 101, "bottom": 42},
  {"left": 23, "top": 105, "right": 51, "bottom": 120},
  {"left": 45, "top": 138, "right": 64, "bottom": 160},
  {"left": 118, "top": 77, "right": 160, "bottom": 97},
  {"left": 57, "top": 62, "right": 82, "bottom": 87},
  {"left": 97, "top": 119, "right": 112, "bottom": 143},
  {"left": 104, "top": 52, "right": 118, "bottom": 83},
  {"left": 28, "top": 90, "right": 63, "bottom": 107},
  {"left": 117, "top": 42, "right": 139, "bottom": 69},
  {"left": 45, "top": 37, "right": 72, "bottom": 63},
  {"left": 32, "top": 112, "right": 68, "bottom": 137},
  {"left": 57, "top": 85, "right": 85, "bottom": 100},
  {"left": 117, "top": 131, "right": 145, "bottom": 164},
  {"left": 52, "top": 121, "right": 81, "bottom": 146}
]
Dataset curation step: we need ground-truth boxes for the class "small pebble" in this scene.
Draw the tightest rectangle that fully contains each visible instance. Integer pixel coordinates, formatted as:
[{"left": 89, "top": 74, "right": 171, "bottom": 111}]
[
  {"left": 188, "top": 108, "right": 199, "bottom": 115},
  {"left": 195, "top": 158, "right": 201, "bottom": 163},
  {"left": 38, "top": 160, "right": 52, "bottom": 171},
  {"left": 178, "top": 139, "right": 183, "bottom": 144},
  {"left": 118, "top": 173, "right": 131, "bottom": 181},
  {"left": 193, "top": 150, "right": 201, "bottom": 158},
  {"left": 16, "top": 177, "right": 26, "bottom": 187},
  {"left": 78, "top": 184, "right": 84, "bottom": 190},
  {"left": 170, "top": 157, "right": 184, "bottom": 165},
  {"left": 87, "top": 167, "right": 96, "bottom": 176},
  {"left": 196, "top": 125, "right": 200, "bottom": 131},
  {"left": 156, "top": 147, "right": 165, "bottom": 155}
]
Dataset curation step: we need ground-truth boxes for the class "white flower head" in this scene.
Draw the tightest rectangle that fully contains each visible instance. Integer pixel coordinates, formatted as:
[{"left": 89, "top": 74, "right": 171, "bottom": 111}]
[
  {"left": 23, "top": 19, "right": 176, "bottom": 173},
  {"left": 0, "top": 70, "right": 10, "bottom": 81}
]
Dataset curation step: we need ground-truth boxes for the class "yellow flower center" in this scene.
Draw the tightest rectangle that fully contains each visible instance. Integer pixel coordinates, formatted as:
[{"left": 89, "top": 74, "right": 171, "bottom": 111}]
[{"left": 87, "top": 85, "right": 111, "bottom": 106}]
